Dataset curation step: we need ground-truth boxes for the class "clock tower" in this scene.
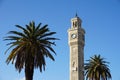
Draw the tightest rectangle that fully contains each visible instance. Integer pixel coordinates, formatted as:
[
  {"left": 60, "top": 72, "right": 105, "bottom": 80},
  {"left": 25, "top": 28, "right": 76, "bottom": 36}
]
[{"left": 68, "top": 14, "right": 85, "bottom": 80}]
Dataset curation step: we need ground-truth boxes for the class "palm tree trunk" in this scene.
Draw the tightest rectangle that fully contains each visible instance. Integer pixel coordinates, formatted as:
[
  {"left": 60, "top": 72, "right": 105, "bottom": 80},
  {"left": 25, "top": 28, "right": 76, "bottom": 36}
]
[
  {"left": 25, "top": 63, "right": 34, "bottom": 80},
  {"left": 25, "top": 56, "right": 34, "bottom": 80}
]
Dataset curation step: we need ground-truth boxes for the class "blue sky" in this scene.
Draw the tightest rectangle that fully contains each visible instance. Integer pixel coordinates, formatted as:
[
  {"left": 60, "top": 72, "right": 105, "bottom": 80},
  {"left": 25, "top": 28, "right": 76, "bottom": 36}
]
[{"left": 0, "top": 0, "right": 120, "bottom": 80}]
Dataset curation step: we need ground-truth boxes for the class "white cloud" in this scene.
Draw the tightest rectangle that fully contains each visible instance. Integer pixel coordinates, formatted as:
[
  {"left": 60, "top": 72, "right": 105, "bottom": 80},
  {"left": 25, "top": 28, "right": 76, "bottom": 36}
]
[{"left": 19, "top": 77, "right": 25, "bottom": 80}]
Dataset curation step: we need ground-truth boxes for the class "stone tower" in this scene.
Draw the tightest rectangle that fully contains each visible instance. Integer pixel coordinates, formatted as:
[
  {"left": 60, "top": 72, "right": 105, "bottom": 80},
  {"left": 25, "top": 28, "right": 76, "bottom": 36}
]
[{"left": 68, "top": 15, "right": 85, "bottom": 80}]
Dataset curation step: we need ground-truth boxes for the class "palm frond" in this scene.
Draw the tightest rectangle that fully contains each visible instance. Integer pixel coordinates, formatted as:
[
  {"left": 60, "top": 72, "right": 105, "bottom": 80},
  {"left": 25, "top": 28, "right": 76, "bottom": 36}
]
[
  {"left": 4, "top": 36, "right": 21, "bottom": 41},
  {"left": 39, "top": 32, "right": 56, "bottom": 39},
  {"left": 35, "top": 23, "right": 41, "bottom": 31},
  {"left": 6, "top": 45, "right": 22, "bottom": 64},
  {"left": 84, "top": 54, "right": 112, "bottom": 80},
  {"left": 8, "top": 31, "right": 27, "bottom": 39},
  {"left": 5, "top": 21, "right": 58, "bottom": 76}
]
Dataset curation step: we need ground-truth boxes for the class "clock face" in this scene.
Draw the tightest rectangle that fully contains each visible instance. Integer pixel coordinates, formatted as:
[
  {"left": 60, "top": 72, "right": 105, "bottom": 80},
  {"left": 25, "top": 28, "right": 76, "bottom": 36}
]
[{"left": 71, "top": 34, "right": 77, "bottom": 39}]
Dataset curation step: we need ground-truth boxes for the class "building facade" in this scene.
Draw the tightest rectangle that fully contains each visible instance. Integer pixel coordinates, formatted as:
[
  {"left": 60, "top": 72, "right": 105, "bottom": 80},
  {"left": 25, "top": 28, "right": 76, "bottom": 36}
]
[{"left": 68, "top": 15, "right": 85, "bottom": 80}]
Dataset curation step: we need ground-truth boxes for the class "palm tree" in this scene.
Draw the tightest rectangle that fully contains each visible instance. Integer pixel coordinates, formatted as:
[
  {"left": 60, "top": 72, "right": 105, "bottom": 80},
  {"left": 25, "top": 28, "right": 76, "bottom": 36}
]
[
  {"left": 4, "top": 21, "right": 58, "bottom": 80},
  {"left": 84, "top": 54, "right": 112, "bottom": 80}
]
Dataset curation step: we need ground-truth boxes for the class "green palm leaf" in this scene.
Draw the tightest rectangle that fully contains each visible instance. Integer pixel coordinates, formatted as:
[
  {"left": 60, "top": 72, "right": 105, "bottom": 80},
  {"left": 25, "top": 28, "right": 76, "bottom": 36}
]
[
  {"left": 4, "top": 21, "right": 58, "bottom": 80},
  {"left": 84, "top": 54, "right": 112, "bottom": 80}
]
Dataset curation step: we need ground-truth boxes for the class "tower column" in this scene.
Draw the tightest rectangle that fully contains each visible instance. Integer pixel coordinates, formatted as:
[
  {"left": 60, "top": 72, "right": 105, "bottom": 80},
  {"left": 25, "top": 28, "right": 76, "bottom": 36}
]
[{"left": 68, "top": 15, "right": 85, "bottom": 80}]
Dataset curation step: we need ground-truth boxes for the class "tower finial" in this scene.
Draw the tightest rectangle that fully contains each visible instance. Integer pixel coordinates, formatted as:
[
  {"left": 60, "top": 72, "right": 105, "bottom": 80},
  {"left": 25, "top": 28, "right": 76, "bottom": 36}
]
[{"left": 75, "top": 13, "right": 78, "bottom": 17}]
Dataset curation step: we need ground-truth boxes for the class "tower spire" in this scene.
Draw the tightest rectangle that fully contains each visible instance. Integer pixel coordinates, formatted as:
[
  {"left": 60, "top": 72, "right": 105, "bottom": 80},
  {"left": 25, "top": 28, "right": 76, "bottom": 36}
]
[{"left": 75, "top": 13, "right": 78, "bottom": 17}]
